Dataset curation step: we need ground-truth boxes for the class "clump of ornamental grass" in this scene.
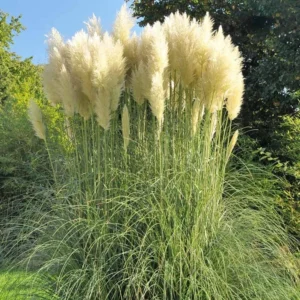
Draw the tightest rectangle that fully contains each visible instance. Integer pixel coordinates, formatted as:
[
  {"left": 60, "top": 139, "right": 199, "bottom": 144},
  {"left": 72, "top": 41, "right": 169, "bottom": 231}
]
[{"left": 7, "top": 4, "right": 299, "bottom": 299}]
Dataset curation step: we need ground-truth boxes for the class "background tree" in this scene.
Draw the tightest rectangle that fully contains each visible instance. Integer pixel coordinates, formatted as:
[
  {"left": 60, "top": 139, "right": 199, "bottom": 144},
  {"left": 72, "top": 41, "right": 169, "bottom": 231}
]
[
  {"left": 0, "top": 12, "right": 51, "bottom": 259},
  {"left": 0, "top": 11, "right": 43, "bottom": 105}
]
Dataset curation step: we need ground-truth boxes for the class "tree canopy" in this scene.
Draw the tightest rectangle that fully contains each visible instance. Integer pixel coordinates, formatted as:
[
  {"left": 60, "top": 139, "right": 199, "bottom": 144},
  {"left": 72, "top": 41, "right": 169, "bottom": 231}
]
[{"left": 0, "top": 11, "right": 43, "bottom": 106}]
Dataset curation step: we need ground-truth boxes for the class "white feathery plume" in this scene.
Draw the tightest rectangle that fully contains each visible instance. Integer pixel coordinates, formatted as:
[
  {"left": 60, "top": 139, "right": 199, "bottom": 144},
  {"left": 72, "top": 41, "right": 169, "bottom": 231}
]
[
  {"left": 85, "top": 14, "right": 102, "bottom": 37},
  {"left": 226, "top": 130, "right": 239, "bottom": 161},
  {"left": 199, "top": 26, "right": 228, "bottom": 112},
  {"left": 45, "top": 15, "right": 126, "bottom": 125},
  {"left": 124, "top": 32, "right": 140, "bottom": 78},
  {"left": 92, "top": 33, "right": 125, "bottom": 114},
  {"left": 47, "top": 28, "right": 66, "bottom": 61},
  {"left": 197, "top": 26, "right": 244, "bottom": 114},
  {"left": 141, "top": 22, "right": 168, "bottom": 76},
  {"left": 138, "top": 24, "right": 152, "bottom": 64},
  {"left": 226, "top": 72, "right": 244, "bottom": 120},
  {"left": 94, "top": 89, "right": 111, "bottom": 130},
  {"left": 201, "top": 12, "right": 214, "bottom": 41},
  {"left": 47, "top": 28, "right": 64, "bottom": 48},
  {"left": 90, "top": 33, "right": 108, "bottom": 88},
  {"left": 58, "top": 64, "right": 77, "bottom": 117},
  {"left": 102, "top": 34, "right": 126, "bottom": 111},
  {"left": 67, "top": 30, "right": 94, "bottom": 103},
  {"left": 113, "top": 4, "right": 135, "bottom": 44},
  {"left": 192, "top": 13, "right": 214, "bottom": 84},
  {"left": 110, "top": 85, "right": 123, "bottom": 112},
  {"left": 149, "top": 72, "right": 165, "bottom": 131},
  {"left": 112, "top": 5, "right": 136, "bottom": 81},
  {"left": 90, "top": 35, "right": 112, "bottom": 128},
  {"left": 43, "top": 28, "right": 67, "bottom": 106},
  {"left": 47, "top": 28, "right": 66, "bottom": 72},
  {"left": 28, "top": 100, "right": 46, "bottom": 140},
  {"left": 137, "top": 21, "right": 168, "bottom": 122},
  {"left": 92, "top": 32, "right": 125, "bottom": 91},
  {"left": 42, "top": 64, "right": 62, "bottom": 106},
  {"left": 131, "top": 62, "right": 149, "bottom": 105},
  {"left": 45, "top": 28, "right": 93, "bottom": 119},
  {"left": 91, "top": 32, "right": 125, "bottom": 128},
  {"left": 163, "top": 12, "right": 199, "bottom": 88}
]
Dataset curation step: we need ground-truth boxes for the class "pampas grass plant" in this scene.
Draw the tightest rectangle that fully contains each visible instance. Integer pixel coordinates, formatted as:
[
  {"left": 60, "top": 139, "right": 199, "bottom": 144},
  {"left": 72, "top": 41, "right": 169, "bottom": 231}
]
[{"left": 5, "top": 4, "right": 299, "bottom": 300}]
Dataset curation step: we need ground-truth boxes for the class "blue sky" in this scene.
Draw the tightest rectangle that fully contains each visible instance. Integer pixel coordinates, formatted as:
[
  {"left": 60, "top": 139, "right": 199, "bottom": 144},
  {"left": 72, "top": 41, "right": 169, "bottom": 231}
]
[{"left": 1, "top": 0, "right": 138, "bottom": 64}]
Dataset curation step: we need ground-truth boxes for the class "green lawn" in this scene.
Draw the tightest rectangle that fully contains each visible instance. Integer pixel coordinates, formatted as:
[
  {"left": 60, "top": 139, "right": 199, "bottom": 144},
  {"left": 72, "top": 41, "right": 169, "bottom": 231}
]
[{"left": 0, "top": 271, "right": 52, "bottom": 300}]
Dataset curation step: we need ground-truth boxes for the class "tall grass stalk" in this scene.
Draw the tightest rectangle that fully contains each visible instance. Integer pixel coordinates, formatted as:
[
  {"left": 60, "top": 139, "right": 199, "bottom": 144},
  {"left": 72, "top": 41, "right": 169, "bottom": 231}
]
[{"left": 5, "top": 4, "right": 299, "bottom": 299}]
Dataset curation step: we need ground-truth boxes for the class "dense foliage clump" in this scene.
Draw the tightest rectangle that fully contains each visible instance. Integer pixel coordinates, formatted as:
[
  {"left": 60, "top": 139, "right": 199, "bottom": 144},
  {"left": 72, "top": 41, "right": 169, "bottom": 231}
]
[
  {"left": 0, "top": 4, "right": 299, "bottom": 299},
  {"left": 130, "top": 0, "right": 300, "bottom": 245}
]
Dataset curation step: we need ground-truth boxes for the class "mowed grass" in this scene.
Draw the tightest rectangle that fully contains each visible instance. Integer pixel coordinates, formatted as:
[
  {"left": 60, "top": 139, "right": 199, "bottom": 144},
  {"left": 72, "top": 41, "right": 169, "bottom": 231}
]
[{"left": 0, "top": 271, "right": 53, "bottom": 300}]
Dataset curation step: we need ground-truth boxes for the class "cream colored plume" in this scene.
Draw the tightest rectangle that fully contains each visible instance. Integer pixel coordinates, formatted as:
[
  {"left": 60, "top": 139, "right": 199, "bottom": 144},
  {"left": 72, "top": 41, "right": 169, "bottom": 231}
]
[
  {"left": 201, "top": 12, "right": 214, "bottom": 40},
  {"left": 131, "top": 62, "right": 149, "bottom": 105},
  {"left": 28, "top": 100, "right": 46, "bottom": 140},
  {"left": 47, "top": 28, "right": 65, "bottom": 59},
  {"left": 42, "top": 65, "right": 62, "bottom": 106},
  {"left": 44, "top": 13, "right": 126, "bottom": 127},
  {"left": 149, "top": 72, "right": 165, "bottom": 131},
  {"left": 191, "top": 13, "right": 214, "bottom": 83},
  {"left": 94, "top": 89, "right": 111, "bottom": 130},
  {"left": 140, "top": 22, "right": 168, "bottom": 76},
  {"left": 226, "top": 130, "right": 239, "bottom": 161},
  {"left": 124, "top": 32, "right": 140, "bottom": 78},
  {"left": 92, "top": 33, "right": 126, "bottom": 117},
  {"left": 110, "top": 85, "right": 123, "bottom": 112},
  {"left": 58, "top": 64, "right": 77, "bottom": 117},
  {"left": 85, "top": 14, "right": 102, "bottom": 37},
  {"left": 112, "top": 5, "right": 137, "bottom": 79},
  {"left": 89, "top": 32, "right": 107, "bottom": 88},
  {"left": 45, "top": 27, "right": 96, "bottom": 119},
  {"left": 67, "top": 30, "right": 93, "bottom": 102},
  {"left": 113, "top": 4, "right": 135, "bottom": 45},
  {"left": 198, "top": 27, "right": 229, "bottom": 112},
  {"left": 102, "top": 34, "right": 125, "bottom": 111},
  {"left": 197, "top": 26, "right": 243, "bottom": 113},
  {"left": 92, "top": 33, "right": 125, "bottom": 91},
  {"left": 163, "top": 12, "right": 203, "bottom": 88},
  {"left": 136, "top": 22, "right": 168, "bottom": 124},
  {"left": 226, "top": 72, "right": 244, "bottom": 120},
  {"left": 122, "top": 104, "right": 130, "bottom": 152},
  {"left": 43, "top": 28, "right": 66, "bottom": 106},
  {"left": 163, "top": 12, "right": 190, "bottom": 76},
  {"left": 47, "top": 28, "right": 67, "bottom": 73},
  {"left": 62, "top": 30, "right": 124, "bottom": 128}
]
